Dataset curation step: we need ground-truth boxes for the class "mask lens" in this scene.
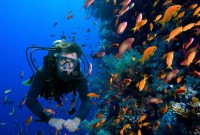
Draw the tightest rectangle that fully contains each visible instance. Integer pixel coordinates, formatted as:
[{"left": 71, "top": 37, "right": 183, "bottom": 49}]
[{"left": 58, "top": 56, "right": 78, "bottom": 68}]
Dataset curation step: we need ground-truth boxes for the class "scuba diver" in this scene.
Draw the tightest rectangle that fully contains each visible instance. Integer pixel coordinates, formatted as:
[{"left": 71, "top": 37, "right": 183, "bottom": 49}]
[{"left": 25, "top": 39, "right": 91, "bottom": 132}]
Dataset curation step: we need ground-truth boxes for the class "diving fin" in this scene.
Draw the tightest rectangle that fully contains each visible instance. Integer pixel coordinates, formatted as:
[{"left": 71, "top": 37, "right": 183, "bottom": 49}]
[
  {"left": 22, "top": 79, "right": 31, "bottom": 86},
  {"left": 22, "top": 75, "right": 34, "bottom": 86}
]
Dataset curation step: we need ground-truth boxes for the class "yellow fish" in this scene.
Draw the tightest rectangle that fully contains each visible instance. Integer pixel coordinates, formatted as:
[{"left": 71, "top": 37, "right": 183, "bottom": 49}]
[
  {"left": 158, "top": 5, "right": 181, "bottom": 28},
  {"left": 138, "top": 46, "right": 157, "bottom": 64},
  {"left": 166, "top": 26, "right": 183, "bottom": 43}
]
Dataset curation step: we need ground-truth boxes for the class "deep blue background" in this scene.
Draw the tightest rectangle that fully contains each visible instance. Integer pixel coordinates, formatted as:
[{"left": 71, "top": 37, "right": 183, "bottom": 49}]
[{"left": 0, "top": 0, "right": 100, "bottom": 134}]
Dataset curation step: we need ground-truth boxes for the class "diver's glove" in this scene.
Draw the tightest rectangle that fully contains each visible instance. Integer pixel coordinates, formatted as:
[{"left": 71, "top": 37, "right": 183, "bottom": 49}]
[
  {"left": 63, "top": 117, "right": 81, "bottom": 132},
  {"left": 48, "top": 118, "right": 65, "bottom": 130}
]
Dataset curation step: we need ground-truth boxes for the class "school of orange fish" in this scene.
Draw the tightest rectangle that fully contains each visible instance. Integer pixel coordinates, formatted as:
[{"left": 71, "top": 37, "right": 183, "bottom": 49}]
[{"left": 84, "top": 0, "right": 200, "bottom": 135}]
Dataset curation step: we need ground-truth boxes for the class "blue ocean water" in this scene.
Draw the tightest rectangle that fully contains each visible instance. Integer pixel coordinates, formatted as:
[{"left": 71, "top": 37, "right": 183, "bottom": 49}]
[{"left": 0, "top": 0, "right": 100, "bottom": 134}]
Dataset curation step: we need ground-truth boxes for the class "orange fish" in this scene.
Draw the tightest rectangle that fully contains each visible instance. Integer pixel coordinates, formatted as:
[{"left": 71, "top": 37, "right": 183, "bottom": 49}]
[
  {"left": 43, "top": 108, "right": 56, "bottom": 115},
  {"left": 158, "top": 5, "right": 181, "bottom": 28},
  {"left": 146, "top": 98, "right": 163, "bottom": 104},
  {"left": 195, "top": 20, "right": 200, "bottom": 26},
  {"left": 163, "top": 0, "right": 172, "bottom": 6},
  {"left": 176, "top": 11, "right": 185, "bottom": 20},
  {"left": 149, "top": 23, "right": 153, "bottom": 31},
  {"left": 99, "top": 118, "right": 106, "bottom": 124},
  {"left": 138, "top": 46, "right": 157, "bottom": 64},
  {"left": 159, "top": 105, "right": 168, "bottom": 114},
  {"left": 136, "top": 13, "right": 143, "bottom": 24},
  {"left": 137, "top": 74, "right": 149, "bottom": 91},
  {"left": 119, "top": 6, "right": 129, "bottom": 16},
  {"left": 163, "top": 51, "right": 174, "bottom": 69},
  {"left": 160, "top": 71, "right": 167, "bottom": 79},
  {"left": 92, "top": 122, "right": 101, "bottom": 128},
  {"left": 120, "top": 128, "right": 124, "bottom": 135},
  {"left": 147, "top": 34, "right": 157, "bottom": 41},
  {"left": 194, "top": 28, "right": 200, "bottom": 36},
  {"left": 193, "top": 6, "right": 200, "bottom": 17},
  {"left": 115, "top": 15, "right": 120, "bottom": 26},
  {"left": 174, "top": 85, "right": 187, "bottom": 95},
  {"left": 131, "top": 19, "right": 148, "bottom": 32},
  {"left": 123, "top": 78, "right": 132, "bottom": 83},
  {"left": 138, "top": 115, "right": 147, "bottom": 123},
  {"left": 188, "top": 4, "right": 198, "bottom": 10},
  {"left": 166, "top": 26, "right": 183, "bottom": 43},
  {"left": 182, "top": 38, "right": 194, "bottom": 50},
  {"left": 67, "top": 15, "right": 73, "bottom": 20},
  {"left": 55, "top": 103, "right": 63, "bottom": 108},
  {"left": 120, "top": 0, "right": 131, "bottom": 7},
  {"left": 117, "top": 22, "right": 127, "bottom": 34},
  {"left": 153, "top": 121, "right": 160, "bottom": 130},
  {"left": 181, "top": 51, "right": 197, "bottom": 67},
  {"left": 113, "top": 8, "right": 118, "bottom": 14},
  {"left": 92, "top": 118, "right": 106, "bottom": 128},
  {"left": 84, "top": 0, "right": 95, "bottom": 8},
  {"left": 115, "top": 38, "right": 135, "bottom": 58},
  {"left": 95, "top": 51, "right": 106, "bottom": 58},
  {"left": 154, "top": 14, "right": 162, "bottom": 23},
  {"left": 113, "top": 0, "right": 117, "bottom": 5},
  {"left": 111, "top": 43, "right": 120, "bottom": 48},
  {"left": 113, "top": 118, "right": 121, "bottom": 124},
  {"left": 25, "top": 115, "right": 32, "bottom": 126},
  {"left": 96, "top": 113, "right": 104, "bottom": 118},
  {"left": 176, "top": 76, "right": 184, "bottom": 83},
  {"left": 185, "top": 44, "right": 200, "bottom": 57},
  {"left": 190, "top": 71, "right": 200, "bottom": 78},
  {"left": 87, "top": 92, "right": 100, "bottom": 98},
  {"left": 138, "top": 129, "right": 142, "bottom": 135},
  {"left": 166, "top": 123, "right": 172, "bottom": 130},
  {"left": 119, "top": 106, "right": 128, "bottom": 115},
  {"left": 182, "top": 23, "right": 195, "bottom": 32},
  {"left": 122, "top": 123, "right": 130, "bottom": 130},
  {"left": 164, "top": 69, "right": 179, "bottom": 83},
  {"left": 195, "top": 59, "right": 200, "bottom": 65}
]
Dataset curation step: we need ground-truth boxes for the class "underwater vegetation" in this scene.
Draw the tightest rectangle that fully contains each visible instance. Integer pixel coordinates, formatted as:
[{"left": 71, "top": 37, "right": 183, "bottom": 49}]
[{"left": 83, "top": 0, "right": 200, "bottom": 135}]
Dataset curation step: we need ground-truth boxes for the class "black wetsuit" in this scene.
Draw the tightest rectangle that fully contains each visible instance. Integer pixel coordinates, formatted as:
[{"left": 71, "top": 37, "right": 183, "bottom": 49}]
[{"left": 26, "top": 70, "right": 91, "bottom": 122}]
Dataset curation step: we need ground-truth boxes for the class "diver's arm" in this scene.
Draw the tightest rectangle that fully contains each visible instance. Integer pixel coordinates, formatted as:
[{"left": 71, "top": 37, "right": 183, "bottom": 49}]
[
  {"left": 26, "top": 72, "right": 52, "bottom": 122},
  {"left": 76, "top": 78, "right": 91, "bottom": 120}
]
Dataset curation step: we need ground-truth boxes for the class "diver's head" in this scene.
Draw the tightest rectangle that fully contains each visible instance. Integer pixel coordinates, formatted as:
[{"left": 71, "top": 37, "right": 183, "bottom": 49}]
[{"left": 52, "top": 39, "right": 82, "bottom": 78}]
